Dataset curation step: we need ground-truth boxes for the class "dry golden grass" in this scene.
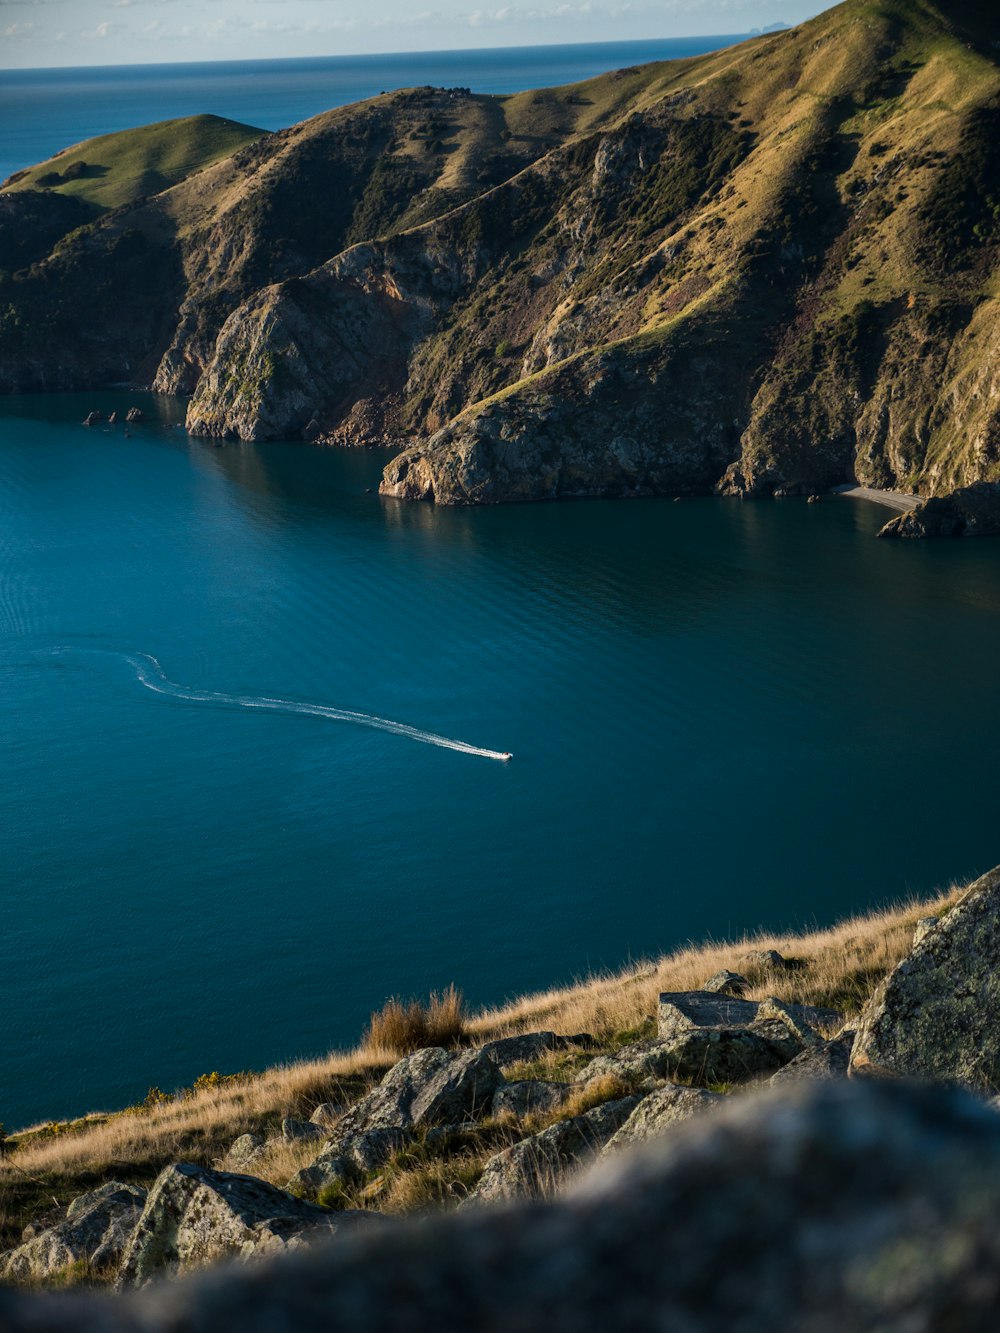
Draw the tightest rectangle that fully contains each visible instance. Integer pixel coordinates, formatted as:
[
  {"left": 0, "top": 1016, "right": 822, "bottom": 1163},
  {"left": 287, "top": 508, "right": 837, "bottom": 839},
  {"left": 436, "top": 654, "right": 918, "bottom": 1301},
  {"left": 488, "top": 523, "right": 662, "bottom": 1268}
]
[
  {"left": 465, "top": 884, "right": 966, "bottom": 1045},
  {"left": 552, "top": 1074, "right": 634, "bottom": 1122},
  {"left": 0, "top": 881, "right": 966, "bottom": 1215}
]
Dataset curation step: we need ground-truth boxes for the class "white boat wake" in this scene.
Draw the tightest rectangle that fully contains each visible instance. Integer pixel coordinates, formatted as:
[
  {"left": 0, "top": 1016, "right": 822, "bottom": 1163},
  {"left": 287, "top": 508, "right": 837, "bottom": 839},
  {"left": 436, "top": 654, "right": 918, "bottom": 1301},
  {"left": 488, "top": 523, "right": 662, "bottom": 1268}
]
[{"left": 58, "top": 649, "right": 512, "bottom": 762}]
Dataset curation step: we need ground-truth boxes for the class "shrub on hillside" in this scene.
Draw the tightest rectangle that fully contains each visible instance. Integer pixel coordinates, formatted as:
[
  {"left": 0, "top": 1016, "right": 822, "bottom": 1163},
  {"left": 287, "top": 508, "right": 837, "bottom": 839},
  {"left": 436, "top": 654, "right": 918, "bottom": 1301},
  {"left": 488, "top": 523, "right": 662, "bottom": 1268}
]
[{"left": 364, "top": 985, "right": 466, "bottom": 1055}]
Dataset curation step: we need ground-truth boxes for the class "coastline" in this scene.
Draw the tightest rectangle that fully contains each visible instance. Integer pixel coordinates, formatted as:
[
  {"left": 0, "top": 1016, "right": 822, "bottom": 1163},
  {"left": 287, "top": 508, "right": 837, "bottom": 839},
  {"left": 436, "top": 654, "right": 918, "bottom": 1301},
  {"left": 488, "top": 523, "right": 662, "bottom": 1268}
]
[{"left": 833, "top": 484, "right": 920, "bottom": 513}]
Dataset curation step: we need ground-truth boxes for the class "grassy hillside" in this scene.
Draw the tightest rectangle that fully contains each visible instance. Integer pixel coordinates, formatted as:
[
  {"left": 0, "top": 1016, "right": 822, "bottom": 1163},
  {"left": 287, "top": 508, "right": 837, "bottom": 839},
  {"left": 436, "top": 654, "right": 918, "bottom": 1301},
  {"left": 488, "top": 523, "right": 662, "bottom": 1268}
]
[
  {"left": 0, "top": 879, "right": 965, "bottom": 1261},
  {"left": 1, "top": 115, "right": 266, "bottom": 213},
  {"left": 1, "top": 0, "right": 998, "bottom": 503}
]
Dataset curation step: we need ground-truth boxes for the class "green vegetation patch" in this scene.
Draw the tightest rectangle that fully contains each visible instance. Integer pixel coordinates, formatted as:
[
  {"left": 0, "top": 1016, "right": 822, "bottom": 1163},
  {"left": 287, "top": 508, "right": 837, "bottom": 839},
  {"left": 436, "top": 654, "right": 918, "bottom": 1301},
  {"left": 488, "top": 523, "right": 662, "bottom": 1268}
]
[{"left": 3, "top": 114, "right": 266, "bottom": 212}]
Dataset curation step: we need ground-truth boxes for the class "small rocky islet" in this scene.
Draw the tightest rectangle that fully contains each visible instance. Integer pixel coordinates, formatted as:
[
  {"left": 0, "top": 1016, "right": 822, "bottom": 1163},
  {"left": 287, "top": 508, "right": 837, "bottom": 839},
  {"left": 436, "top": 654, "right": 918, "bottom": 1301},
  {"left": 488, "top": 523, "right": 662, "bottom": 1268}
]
[{"left": 5, "top": 865, "right": 1000, "bottom": 1327}]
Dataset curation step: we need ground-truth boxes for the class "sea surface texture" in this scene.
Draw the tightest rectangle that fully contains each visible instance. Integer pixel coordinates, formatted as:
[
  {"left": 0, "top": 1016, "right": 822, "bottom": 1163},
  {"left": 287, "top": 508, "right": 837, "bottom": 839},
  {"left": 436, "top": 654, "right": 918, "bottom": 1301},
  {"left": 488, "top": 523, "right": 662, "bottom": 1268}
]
[
  {"left": 3, "top": 393, "right": 1000, "bottom": 1127},
  {"left": 0, "top": 37, "right": 742, "bottom": 181}
]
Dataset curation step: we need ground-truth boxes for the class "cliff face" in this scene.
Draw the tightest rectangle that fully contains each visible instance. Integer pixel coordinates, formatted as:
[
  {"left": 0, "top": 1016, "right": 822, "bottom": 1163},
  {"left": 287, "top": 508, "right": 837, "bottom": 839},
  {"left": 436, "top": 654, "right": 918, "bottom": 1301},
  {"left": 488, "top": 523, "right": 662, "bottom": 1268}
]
[{"left": 2, "top": 0, "right": 999, "bottom": 505}]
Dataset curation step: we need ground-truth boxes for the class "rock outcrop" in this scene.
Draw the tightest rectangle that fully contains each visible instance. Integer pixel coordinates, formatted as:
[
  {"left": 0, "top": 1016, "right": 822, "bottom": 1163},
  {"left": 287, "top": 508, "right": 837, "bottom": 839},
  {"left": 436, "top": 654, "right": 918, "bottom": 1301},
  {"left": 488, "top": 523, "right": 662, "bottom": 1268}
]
[
  {"left": 469, "top": 1096, "right": 640, "bottom": 1203},
  {"left": 116, "top": 1163, "right": 371, "bottom": 1288},
  {"left": 225, "top": 1134, "right": 267, "bottom": 1169},
  {"left": 852, "top": 867, "right": 1000, "bottom": 1088},
  {"left": 477, "top": 1032, "right": 588, "bottom": 1068},
  {"left": 657, "top": 991, "right": 839, "bottom": 1038},
  {"left": 288, "top": 1129, "right": 409, "bottom": 1199},
  {"left": 336, "top": 1047, "right": 503, "bottom": 1136},
  {"left": 879, "top": 483, "right": 1000, "bottom": 539},
  {"left": 602, "top": 1085, "right": 721, "bottom": 1151},
  {"left": 280, "top": 1118, "right": 324, "bottom": 1144},
  {"left": 9, "top": 1082, "right": 1000, "bottom": 1330},
  {"left": 492, "top": 1081, "right": 574, "bottom": 1120},
  {"left": 770, "top": 1035, "right": 853, "bottom": 1085},
  {"left": 0, "top": 1183, "right": 146, "bottom": 1283}
]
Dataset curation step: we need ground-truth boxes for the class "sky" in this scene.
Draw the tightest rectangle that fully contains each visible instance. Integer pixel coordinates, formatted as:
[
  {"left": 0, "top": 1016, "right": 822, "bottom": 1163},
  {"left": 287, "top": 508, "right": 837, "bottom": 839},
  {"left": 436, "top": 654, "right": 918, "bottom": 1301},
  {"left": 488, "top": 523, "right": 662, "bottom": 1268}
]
[{"left": 0, "top": 0, "right": 825, "bottom": 69}]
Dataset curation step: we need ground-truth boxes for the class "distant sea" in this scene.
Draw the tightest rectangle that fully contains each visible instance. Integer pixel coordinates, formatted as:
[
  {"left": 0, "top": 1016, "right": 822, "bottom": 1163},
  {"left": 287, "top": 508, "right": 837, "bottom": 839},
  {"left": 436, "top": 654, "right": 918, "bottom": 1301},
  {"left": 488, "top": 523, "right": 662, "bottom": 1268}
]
[{"left": 0, "top": 37, "right": 745, "bottom": 183}]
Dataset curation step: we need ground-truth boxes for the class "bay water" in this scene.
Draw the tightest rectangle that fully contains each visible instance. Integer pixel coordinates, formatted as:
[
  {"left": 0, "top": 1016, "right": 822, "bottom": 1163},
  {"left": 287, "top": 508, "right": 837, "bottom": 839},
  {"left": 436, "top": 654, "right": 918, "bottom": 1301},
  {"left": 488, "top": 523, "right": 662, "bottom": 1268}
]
[{"left": 2, "top": 392, "right": 1000, "bottom": 1128}]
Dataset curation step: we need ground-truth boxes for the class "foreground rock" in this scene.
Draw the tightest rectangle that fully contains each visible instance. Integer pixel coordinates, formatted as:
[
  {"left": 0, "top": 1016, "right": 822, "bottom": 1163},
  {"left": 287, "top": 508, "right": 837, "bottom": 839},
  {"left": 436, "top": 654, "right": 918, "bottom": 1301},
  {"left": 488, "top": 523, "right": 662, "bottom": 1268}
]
[
  {"left": 879, "top": 483, "right": 1000, "bottom": 539},
  {"left": 116, "top": 1164, "right": 371, "bottom": 1288},
  {"left": 10, "top": 1082, "right": 1000, "bottom": 1330},
  {"left": 469, "top": 1097, "right": 640, "bottom": 1203},
  {"left": 852, "top": 868, "right": 1000, "bottom": 1088},
  {"left": 0, "top": 1183, "right": 146, "bottom": 1282}
]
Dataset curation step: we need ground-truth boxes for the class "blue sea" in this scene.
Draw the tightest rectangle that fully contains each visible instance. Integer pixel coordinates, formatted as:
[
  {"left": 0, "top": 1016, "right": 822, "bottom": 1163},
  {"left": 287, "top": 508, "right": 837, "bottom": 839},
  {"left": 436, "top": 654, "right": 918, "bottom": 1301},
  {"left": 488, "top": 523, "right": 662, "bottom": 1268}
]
[
  {"left": 0, "top": 36, "right": 744, "bottom": 183},
  {"left": 2, "top": 43, "right": 1000, "bottom": 1131}
]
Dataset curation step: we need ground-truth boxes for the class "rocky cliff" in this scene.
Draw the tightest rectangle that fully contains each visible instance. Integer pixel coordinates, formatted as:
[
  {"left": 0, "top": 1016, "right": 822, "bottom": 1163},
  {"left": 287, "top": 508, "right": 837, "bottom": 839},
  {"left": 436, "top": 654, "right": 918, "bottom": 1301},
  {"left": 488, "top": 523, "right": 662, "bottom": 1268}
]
[{"left": 2, "top": 0, "right": 999, "bottom": 508}]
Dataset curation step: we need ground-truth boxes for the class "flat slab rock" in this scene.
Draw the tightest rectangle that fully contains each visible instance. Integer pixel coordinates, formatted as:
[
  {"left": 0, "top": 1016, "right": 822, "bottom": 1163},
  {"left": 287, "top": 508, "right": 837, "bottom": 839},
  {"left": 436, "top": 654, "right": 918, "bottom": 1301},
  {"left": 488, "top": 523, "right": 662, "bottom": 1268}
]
[
  {"left": 658, "top": 991, "right": 841, "bottom": 1039},
  {"left": 117, "top": 1163, "right": 373, "bottom": 1288},
  {"left": 852, "top": 866, "right": 1000, "bottom": 1088},
  {"left": 13, "top": 1082, "right": 1000, "bottom": 1331}
]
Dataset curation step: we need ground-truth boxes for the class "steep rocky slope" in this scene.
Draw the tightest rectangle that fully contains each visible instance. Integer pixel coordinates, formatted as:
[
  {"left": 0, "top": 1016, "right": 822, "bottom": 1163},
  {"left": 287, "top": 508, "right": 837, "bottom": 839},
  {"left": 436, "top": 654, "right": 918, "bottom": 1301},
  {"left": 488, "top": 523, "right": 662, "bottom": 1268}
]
[{"left": 2, "top": 0, "right": 998, "bottom": 507}]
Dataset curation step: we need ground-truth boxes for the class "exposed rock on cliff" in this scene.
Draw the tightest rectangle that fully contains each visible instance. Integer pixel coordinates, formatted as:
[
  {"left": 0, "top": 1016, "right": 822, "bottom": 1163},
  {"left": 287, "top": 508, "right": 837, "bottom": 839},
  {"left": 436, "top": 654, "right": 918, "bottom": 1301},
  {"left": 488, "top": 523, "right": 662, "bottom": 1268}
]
[
  {"left": 4, "top": 0, "right": 1000, "bottom": 508},
  {"left": 878, "top": 482, "right": 1000, "bottom": 538},
  {"left": 335, "top": 1046, "right": 503, "bottom": 1135}
]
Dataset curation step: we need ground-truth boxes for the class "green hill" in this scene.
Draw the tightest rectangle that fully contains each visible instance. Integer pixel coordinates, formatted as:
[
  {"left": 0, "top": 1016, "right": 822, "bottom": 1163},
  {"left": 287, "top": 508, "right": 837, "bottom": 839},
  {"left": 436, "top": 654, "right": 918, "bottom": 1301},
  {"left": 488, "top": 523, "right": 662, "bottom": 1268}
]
[{"left": 2, "top": 114, "right": 266, "bottom": 212}]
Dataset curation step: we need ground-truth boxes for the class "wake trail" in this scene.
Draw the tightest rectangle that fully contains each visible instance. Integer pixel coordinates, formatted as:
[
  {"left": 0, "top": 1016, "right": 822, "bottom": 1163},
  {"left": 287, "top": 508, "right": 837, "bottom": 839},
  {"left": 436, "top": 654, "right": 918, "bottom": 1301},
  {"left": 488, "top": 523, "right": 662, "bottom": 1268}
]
[{"left": 56, "top": 649, "right": 512, "bottom": 762}]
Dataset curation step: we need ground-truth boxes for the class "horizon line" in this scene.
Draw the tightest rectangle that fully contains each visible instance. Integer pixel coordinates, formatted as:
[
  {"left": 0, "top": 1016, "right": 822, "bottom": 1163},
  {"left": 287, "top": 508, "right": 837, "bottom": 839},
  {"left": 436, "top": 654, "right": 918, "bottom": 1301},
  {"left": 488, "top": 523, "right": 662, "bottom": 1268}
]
[{"left": 0, "top": 28, "right": 778, "bottom": 78}]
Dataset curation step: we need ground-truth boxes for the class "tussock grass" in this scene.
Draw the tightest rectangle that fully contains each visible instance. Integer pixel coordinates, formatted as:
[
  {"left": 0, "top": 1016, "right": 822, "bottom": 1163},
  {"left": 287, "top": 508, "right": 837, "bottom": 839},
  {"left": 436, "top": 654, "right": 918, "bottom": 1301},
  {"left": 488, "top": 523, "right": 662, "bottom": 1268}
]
[
  {"left": 364, "top": 985, "right": 467, "bottom": 1057},
  {"left": 0, "top": 881, "right": 966, "bottom": 1248}
]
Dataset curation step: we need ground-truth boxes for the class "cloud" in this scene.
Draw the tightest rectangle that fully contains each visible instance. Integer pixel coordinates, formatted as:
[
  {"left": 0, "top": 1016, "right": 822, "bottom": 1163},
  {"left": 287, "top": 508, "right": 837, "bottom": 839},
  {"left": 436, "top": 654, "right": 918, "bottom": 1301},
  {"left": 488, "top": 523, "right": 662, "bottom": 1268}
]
[
  {"left": 78, "top": 18, "right": 118, "bottom": 38},
  {"left": 468, "top": 2, "right": 604, "bottom": 23},
  {"left": 2, "top": 19, "right": 34, "bottom": 35}
]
